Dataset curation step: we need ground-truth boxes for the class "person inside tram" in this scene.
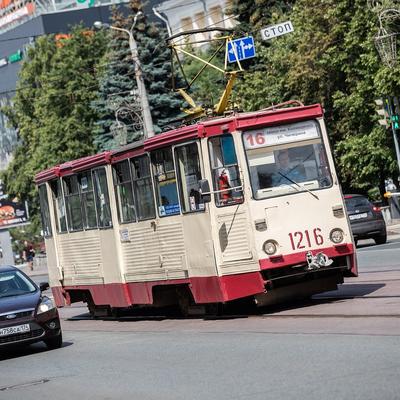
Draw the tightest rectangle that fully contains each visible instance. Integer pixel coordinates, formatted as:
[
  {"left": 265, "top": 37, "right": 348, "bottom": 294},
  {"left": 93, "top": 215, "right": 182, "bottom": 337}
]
[
  {"left": 273, "top": 149, "right": 306, "bottom": 186},
  {"left": 218, "top": 169, "right": 232, "bottom": 204}
]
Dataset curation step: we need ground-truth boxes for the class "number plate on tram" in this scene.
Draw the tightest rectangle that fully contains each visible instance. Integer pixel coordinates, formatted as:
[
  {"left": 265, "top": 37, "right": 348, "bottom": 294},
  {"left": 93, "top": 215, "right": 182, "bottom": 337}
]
[
  {"left": 288, "top": 228, "right": 324, "bottom": 250},
  {"left": 349, "top": 213, "right": 368, "bottom": 220},
  {"left": 0, "top": 324, "right": 30, "bottom": 337}
]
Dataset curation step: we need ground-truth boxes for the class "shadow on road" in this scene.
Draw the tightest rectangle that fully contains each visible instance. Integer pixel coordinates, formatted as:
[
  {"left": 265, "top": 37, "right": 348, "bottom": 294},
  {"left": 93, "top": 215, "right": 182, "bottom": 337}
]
[
  {"left": 0, "top": 341, "right": 73, "bottom": 361},
  {"left": 60, "top": 282, "right": 388, "bottom": 323},
  {"left": 315, "top": 282, "right": 386, "bottom": 298}
]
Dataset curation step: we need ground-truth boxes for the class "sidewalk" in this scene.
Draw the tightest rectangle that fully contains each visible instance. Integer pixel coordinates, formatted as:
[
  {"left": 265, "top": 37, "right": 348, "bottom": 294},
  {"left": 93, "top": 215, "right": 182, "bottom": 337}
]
[
  {"left": 17, "top": 256, "right": 49, "bottom": 278},
  {"left": 387, "top": 219, "right": 400, "bottom": 235}
]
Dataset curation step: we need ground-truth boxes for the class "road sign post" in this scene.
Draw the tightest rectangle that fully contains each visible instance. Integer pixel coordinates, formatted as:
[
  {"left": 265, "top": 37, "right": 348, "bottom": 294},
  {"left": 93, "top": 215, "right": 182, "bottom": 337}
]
[{"left": 227, "top": 36, "right": 256, "bottom": 63}]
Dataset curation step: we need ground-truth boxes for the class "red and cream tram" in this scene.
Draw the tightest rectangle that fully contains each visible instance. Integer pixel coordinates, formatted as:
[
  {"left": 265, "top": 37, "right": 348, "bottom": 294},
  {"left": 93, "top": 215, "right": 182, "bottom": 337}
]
[{"left": 36, "top": 103, "right": 357, "bottom": 315}]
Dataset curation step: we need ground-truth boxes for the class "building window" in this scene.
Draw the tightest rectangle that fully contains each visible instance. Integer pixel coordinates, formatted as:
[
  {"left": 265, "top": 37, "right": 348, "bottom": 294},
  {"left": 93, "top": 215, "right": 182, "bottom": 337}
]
[
  {"left": 180, "top": 16, "right": 193, "bottom": 32},
  {"left": 209, "top": 6, "right": 223, "bottom": 27},
  {"left": 194, "top": 11, "right": 206, "bottom": 29}
]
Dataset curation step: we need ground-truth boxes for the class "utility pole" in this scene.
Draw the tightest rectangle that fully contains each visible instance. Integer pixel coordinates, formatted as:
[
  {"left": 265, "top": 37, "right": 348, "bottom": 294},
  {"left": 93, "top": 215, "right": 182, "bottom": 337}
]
[{"left": 94, "top": 13, "right": 155, "bottom": 139}]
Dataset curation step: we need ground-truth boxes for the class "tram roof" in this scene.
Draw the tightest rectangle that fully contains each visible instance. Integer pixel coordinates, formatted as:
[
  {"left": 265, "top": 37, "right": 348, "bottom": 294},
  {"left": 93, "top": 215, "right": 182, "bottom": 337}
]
[{"left": 35, "top": 103, "right": 323, "bottom": 184}]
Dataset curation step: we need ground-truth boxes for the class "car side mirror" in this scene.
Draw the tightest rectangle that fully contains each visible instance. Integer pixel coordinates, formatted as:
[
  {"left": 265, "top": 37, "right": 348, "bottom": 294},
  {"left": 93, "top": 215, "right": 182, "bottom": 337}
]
[
  {"left": 199, "top": 179, "right": 211, "bottom": 203},
  {"left": 40, "top": 282, "right": 50, "bottom": 291}
]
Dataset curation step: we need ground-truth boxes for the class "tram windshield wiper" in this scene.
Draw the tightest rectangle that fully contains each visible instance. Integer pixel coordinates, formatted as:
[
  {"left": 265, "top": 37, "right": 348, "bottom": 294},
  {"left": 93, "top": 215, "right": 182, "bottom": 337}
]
[{"left": 278, "top": 172, "right": 319, "bottom": 200}]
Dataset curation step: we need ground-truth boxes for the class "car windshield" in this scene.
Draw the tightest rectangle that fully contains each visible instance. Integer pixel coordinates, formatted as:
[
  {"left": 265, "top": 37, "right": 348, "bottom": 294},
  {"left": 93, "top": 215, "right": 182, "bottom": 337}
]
[
  {"left": 0, "top": 270, "right": 37, "bottom": 298},
  {"left": 345, "top": 196, "right": 371, "bottom": 211},
  {"left": 243, "top": 120, "right": 332, "bottom": 199}
]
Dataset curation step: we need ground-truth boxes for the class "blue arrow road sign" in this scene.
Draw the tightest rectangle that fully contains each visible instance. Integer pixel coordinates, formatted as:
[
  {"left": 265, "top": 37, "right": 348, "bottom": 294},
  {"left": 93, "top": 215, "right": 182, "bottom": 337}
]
[{"left": 227, "top": 36, "right": 256, "bottom": 63}]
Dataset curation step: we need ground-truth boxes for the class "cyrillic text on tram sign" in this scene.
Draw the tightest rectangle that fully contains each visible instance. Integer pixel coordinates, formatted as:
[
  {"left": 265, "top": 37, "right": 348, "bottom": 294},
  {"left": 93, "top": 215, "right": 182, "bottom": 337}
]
[{"left": 260, "top": 21, "right": 294, "bottom": 41}]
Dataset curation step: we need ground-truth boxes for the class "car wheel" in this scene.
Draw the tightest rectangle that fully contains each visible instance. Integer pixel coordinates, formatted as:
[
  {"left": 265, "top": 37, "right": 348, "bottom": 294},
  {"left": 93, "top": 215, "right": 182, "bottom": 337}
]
[
  {"left": 44, "top": 332, "right": 63, "bottom": 350},
  {"left": 374, "top": 233, "right": 387, "bottom": 245}
]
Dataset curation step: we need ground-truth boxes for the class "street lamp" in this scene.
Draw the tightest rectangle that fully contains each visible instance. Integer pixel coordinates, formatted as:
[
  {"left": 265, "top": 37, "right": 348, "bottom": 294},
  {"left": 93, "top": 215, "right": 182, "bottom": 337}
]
[{"left": 94, "top": 13, "right": 155, "bottom": 139}]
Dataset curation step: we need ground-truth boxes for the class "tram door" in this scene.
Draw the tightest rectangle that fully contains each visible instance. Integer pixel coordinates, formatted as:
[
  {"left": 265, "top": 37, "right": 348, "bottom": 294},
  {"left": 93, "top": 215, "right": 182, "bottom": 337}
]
[
  {"left": 204, "top": 133, "right": 257, "bottom": 276},
  {"left": 172, "top": 142, "right": 217, "bottom": 278},
  {"left": 149, "top": 142, "right": 216, "bottom": 281}
]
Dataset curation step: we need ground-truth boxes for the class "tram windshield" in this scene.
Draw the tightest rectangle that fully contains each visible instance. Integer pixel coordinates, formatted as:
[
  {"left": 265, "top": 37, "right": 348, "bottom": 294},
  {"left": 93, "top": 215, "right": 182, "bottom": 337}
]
[{"left": 243, "top": 120, "right": 332, "bottom": 199}]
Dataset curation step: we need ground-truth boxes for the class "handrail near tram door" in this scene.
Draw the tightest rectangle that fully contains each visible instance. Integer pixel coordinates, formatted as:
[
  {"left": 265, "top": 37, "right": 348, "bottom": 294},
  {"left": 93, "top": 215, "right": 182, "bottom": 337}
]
[{"left": 199, "top": 185, "right": 243, "bottom": 196}]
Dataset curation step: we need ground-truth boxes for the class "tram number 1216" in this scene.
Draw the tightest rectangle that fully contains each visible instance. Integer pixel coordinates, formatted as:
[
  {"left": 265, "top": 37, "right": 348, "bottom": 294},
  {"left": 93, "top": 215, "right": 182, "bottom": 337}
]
[{"left": 288, "top": 228, "right": 324, "bottom": 250}]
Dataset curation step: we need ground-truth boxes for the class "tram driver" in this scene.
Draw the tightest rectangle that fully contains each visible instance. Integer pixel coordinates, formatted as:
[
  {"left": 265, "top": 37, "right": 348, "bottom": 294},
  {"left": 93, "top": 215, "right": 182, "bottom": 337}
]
[{"left": 273, "top": 149, "right": 306, "bottom": 186}]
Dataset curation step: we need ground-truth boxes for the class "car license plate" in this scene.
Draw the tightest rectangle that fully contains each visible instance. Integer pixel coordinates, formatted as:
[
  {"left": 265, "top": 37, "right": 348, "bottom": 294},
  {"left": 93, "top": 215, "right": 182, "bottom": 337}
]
[
  {"left": 349, "top": 212, "right": 368, "bottom": 220},
  {"left": 0, "top": 324, "right": 30, "bottom": 337}
]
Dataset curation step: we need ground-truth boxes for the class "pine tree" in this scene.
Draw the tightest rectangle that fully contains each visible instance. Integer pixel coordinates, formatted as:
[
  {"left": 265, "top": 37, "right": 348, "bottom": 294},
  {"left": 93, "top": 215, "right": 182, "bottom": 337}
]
[
  {"left": 93, "top": 0, "right": 183, "bottom": 151},
  {"left": 92, "top": 6, "right": 139, "bottom": 151}
]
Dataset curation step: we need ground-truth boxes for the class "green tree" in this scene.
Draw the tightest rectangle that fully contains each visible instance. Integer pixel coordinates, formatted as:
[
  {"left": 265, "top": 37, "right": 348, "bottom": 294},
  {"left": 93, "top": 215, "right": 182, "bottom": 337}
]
[
  {"left": 229, "top": 0, "right": 399, "bottom": 196},
  {"left": 2, "top": 27, "right": 107, "bottom": 231}
]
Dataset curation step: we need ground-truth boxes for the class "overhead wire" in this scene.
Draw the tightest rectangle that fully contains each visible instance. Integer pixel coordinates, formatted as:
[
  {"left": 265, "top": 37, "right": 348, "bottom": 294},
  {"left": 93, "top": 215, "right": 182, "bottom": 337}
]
[{"left": 0, "top": 9, "right": 242, "bottom": 106}]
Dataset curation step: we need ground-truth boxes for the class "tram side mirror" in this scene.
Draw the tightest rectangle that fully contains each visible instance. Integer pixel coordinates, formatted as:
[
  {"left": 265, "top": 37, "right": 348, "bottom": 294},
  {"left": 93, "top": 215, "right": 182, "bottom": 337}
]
[{"left": 199, "top": 179, "right": 211, "bottom": 203}]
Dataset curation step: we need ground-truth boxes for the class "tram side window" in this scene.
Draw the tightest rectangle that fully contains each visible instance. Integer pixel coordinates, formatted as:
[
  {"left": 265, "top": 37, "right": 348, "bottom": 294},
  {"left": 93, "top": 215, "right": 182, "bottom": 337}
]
[
  {"left": 63, "top": 176, "right": 83, "bottom": 231},
  {"left": 208, "top": 134, "right": 243, "bottom": 206},
  {"left": 131, "top": 155, "right": 155, "bottom": 220},
  {"left": 79, "top": 172, "right": 97, "bottom": 229},
  {"left": 38, "top": 184, "right": 52, "bottom": 237},
  {"left": 51, "top": 180, "right": 67, "bottom": 233},
  {"left": 113, "top": 160, "right": 136, "bottom": 223},
  {"left": 152, "top": 148, "right": 180, "bottom": 217},
  {"left": 175, "top": 142, "right": 204, "bottom": 213},
  {"left": 93, "top": 168, "right": 113, "bottom": 228}
]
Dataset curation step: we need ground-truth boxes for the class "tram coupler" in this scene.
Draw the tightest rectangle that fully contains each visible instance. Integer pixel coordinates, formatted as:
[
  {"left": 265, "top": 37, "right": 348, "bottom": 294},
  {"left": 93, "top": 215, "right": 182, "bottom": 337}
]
[{"left": 305, "top": 251, "right": 333, "bottom": 271}]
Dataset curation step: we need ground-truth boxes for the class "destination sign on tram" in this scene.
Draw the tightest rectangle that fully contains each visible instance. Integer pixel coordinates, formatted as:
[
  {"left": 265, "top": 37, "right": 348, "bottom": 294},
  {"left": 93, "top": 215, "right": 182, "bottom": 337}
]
[{"left": 243, "top": 120, "right": 320, "bottom": 149}]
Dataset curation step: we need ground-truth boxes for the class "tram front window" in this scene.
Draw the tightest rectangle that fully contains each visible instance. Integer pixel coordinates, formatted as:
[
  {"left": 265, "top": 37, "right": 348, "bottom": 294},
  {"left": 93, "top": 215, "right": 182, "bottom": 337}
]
[{"left": 243, "top": 121, "right": 332, "bottom": 199}]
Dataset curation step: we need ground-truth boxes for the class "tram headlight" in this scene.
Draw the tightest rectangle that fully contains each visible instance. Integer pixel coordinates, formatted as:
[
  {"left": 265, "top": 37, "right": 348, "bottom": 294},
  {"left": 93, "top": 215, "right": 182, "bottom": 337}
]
[
  {"left": 263, "top": 240, "right": 278, "bottom": 255},
  {"left": 330, "top": 228, "right": 344, "bottom": 244}
]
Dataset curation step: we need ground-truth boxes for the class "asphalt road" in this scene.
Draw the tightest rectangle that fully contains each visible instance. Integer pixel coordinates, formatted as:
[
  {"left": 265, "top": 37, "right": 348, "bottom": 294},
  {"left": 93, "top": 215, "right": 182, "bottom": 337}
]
[{"left": 1, "top": 236, "right": 400, "bottom": 400}]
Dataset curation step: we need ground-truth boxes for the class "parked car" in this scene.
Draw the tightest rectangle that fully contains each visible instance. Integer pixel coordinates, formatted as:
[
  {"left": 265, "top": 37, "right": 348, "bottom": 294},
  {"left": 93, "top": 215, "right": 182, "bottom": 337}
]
[
  {"left": 0, "top": 265, "right": 62, "bottom": 349},
  {"left": 344, "top": 194, "right": 387, "bottom": 245}
]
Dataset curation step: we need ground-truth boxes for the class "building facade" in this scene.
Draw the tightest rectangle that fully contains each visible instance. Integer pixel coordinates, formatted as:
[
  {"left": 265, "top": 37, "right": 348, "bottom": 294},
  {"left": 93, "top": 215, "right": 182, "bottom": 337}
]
[{"left": 154, "top": 0, "right": 234, "bottom": 45}]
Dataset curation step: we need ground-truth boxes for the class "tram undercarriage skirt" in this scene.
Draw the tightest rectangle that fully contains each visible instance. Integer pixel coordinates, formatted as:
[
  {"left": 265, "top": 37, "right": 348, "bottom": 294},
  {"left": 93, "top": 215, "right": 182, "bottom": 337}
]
[{"left": 254, "top": 274, "right": 342, "bottom": 307}]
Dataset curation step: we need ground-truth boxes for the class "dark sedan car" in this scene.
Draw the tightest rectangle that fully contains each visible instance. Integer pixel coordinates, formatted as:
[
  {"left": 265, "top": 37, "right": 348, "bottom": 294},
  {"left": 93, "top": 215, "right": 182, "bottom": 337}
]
[
  {"left": 0, "top": 265, "right": 62, "bottom": 349},
  {"left": 344, "top": 194, "right": 387, "bottom": 245}
]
